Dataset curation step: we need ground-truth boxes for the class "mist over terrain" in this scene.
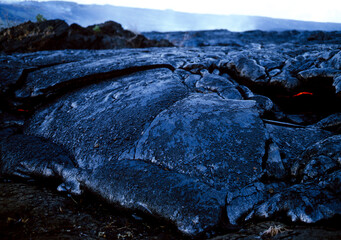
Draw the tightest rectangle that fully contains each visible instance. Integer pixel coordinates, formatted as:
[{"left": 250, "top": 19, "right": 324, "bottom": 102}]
[{"left": 1, "top": 1, "right": 341, "bottom": 32}]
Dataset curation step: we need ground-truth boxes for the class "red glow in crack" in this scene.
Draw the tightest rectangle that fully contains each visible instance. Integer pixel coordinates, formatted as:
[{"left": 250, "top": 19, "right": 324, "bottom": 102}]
[
  {"left": 293, "top": 92, "right": 313, "bottom": 97},
  {"left": 17, "top": 109, "right": 29, "bottom": 112}
]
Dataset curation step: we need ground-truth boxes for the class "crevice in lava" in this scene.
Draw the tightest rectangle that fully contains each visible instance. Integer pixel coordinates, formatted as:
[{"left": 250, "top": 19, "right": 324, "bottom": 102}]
[
  {"left": 1, "top": 61, "right": 79, "bottom": 115},
  {"left": 261, "top": 138, "right": 271, "bottom": 171},
  {"left": 268, "top": 77, "right": 341, "bottom": 124},
  {"left": 221, "top": 70, "right": 341, "bottom": 124}
]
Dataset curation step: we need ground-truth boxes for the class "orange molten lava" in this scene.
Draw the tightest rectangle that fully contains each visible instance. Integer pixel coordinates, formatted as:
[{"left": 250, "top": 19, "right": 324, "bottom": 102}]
[{"left": 293, "top": 92, "right": 313, "bottom": 97}]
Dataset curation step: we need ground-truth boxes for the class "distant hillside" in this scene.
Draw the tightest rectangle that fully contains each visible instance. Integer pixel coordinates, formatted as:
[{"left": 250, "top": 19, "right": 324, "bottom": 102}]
[{"left": 1, "top": 1, "right": 341, "bottom": 32}]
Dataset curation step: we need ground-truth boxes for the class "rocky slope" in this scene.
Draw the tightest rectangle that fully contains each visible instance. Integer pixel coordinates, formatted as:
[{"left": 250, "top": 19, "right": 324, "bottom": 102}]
[
  {"left": 0, "top": 19, "right": 173, "bottom": 54},
  {"left": 0, "top": 28, "right": 341, "bottom": 238}
]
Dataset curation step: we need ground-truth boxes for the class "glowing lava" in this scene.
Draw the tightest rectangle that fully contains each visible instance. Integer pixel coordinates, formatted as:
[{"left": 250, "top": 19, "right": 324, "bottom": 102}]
[{"left": 293, "top": 92, "right": 313, "bottom": 97}]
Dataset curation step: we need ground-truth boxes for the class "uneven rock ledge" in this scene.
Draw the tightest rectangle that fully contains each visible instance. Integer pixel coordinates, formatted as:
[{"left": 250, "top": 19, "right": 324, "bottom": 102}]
[{"left": 1, "top": 33, "right": 341, "bottom": 238}]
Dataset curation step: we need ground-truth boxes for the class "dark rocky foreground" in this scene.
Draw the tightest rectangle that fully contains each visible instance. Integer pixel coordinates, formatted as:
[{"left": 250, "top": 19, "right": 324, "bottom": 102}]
[
  {"left": 1, "top": 180, "right": 340, "bottom": 240},
  {"left": 1, "top": 30, "right": 341, "bottom": 239}
]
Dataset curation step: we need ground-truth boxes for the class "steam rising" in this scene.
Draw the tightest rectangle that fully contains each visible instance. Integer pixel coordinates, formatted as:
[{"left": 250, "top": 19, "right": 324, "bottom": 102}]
[{"left": 1, "top": 1, "right": 341, "bottom": 32}]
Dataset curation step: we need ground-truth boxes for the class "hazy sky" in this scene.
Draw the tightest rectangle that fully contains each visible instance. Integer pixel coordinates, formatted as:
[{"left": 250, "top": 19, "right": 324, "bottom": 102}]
[{"left": 5, "top": 0, "right": 341, "bottom": 23}]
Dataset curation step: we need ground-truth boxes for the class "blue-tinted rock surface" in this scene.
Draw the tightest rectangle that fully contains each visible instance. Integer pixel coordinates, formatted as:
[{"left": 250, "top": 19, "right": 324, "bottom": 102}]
[
  {"left": 121, "top": 94, "right": 266, "bottom": 191},
  {"left": 1, "top": 32, "right": 341, "bottom": 236}
]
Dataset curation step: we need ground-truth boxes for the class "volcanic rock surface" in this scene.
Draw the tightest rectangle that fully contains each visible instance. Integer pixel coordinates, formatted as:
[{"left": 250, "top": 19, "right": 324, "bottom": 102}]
[
  {"left": 144, "top": 29, "right": 341, "bottom": 47},
  {"left": 1, "top": 29, "right": 341, "bottom": 237}
]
